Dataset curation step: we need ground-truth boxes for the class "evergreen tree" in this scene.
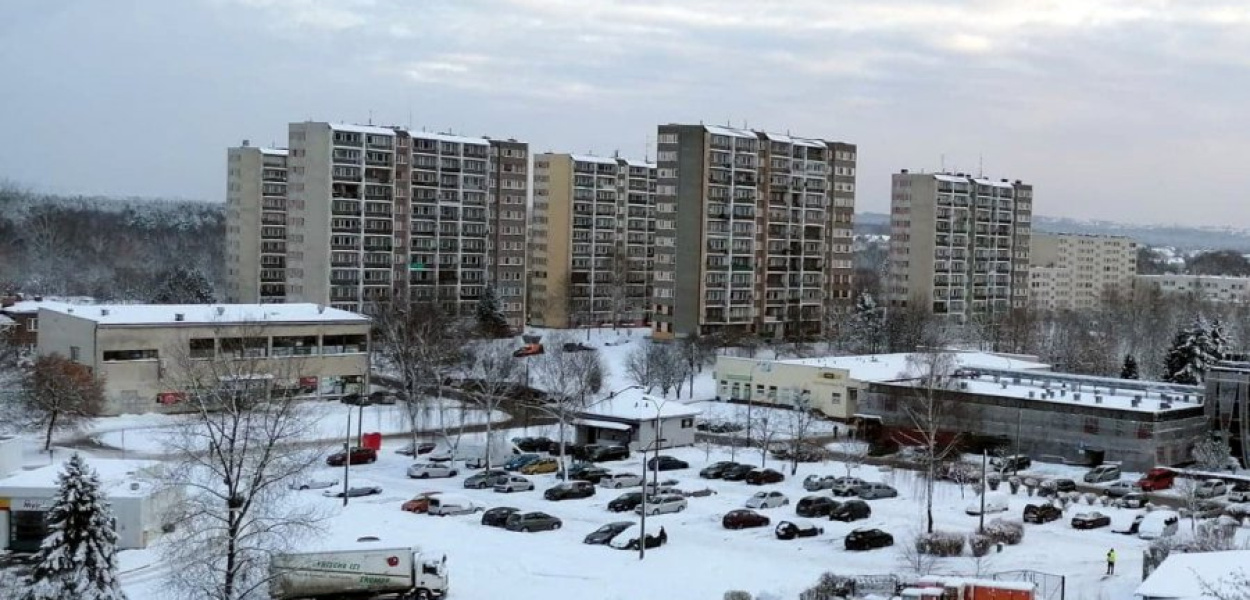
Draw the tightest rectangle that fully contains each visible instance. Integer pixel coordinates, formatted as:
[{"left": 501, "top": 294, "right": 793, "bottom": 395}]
[
  {"left": 475, "top": 286, "right": 511, "bottom": 338},
  {"left": 1209, "top": 318, "right": 1231, "bottom": 361},
  {"left": 1120, "top": 354, "right": 1139, "bottom": 380},
  {"left": 844, "top": 293, "right": 885, "bottom": 354},
  {"left": 23, "top": 454, "right": 126, "bottom": 600},
  {"left": 150, "top": 265, "right": 215, "bottom": 304},
  {"left": 1162, "top": 317, "right": 1215, "bottom": 385}
]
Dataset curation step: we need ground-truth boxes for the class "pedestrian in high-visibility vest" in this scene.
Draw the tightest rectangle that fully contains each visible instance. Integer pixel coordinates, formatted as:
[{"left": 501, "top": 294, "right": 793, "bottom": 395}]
[{"left": 1106, "top": 548, "right": 1117, "bottom": 575}]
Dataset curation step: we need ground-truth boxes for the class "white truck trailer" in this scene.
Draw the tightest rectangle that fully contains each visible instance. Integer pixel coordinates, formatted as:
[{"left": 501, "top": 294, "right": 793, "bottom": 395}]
[{"left": 269, "top": 541, "right": 448, "bottom": 600}]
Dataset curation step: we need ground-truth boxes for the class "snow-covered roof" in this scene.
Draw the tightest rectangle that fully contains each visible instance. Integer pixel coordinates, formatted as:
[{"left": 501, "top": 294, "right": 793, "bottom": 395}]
[
  {"left": 0, "top": 314, "right": 15, "bottom": 327},
  {"left": 260, "top": 147, "right": 288, "bottom": 156},
  {"left": 40, "top": 303, "right": 369, "bottom": 326},
  {"left": 2, "top": 298, "right": 91, "bottom": 315},
  {"left": 1134, "top": 550, "right": 1250, "bottom": 600},
  {"left": 328, "top": 123, "right": 396, "bottom": 136},
  {"left": 580, "top": 390, "right": 701, "bottom": 421},
  {"left": 0, "top": 459, "right": 163, "bottom": 499},
  {"left": 761, "top": 131, "right": 826, "bottom": 148},
  {"left": 411, "top": 131, "right": 489, "bottom": 146},
  {"left": 775, "top": 352, "right": 1049, "bottom": 383},
  {"left": 973, "top": 177, "right": 1015, "bottom": 189},
  {"left": 933, "top": 173, "right": 968, "bottom": 184},
  {"left": 704, "top": 125, "right": 757, "bottom": 139},
  {"left": 620, "top": 158, "right": 655, "bottom": 169},
  {"left": 570, "top": 154, "right": 619, "bottom": 166}
]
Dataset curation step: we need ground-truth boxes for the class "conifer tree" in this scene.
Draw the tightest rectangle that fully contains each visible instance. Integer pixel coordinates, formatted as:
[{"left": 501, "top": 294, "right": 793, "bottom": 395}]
[
  {"left": 1120, "top": 354, "right": 1139, "bottom": 380},
  {"left": 475, "top": 285, "right": 511, "bottom": 338}
]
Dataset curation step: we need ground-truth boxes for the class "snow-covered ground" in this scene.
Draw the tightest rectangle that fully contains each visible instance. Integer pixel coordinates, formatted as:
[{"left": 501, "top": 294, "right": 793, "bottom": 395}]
[
  {"left": 116, "top": 430, "right": 1239, "bottom": 600},
  {"left": 692, "top": 400, "right": 845, "bottom": 439}
]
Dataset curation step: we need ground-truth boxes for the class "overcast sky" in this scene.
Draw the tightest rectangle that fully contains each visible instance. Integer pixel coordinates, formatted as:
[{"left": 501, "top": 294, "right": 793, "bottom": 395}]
[{"left": 2, "top": 0, "right": 1248, "bottom": 226}]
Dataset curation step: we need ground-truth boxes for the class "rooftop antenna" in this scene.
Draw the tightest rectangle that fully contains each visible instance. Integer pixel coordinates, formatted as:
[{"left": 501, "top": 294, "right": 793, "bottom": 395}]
[
  {"left": 644, "top": 133, "right": 651, "bottom": 162},
  {"left": 940, "top": 154, "right": 946, "bottom": 173},
  {"left": 978, "top": 154, "right": 984, "bottom": 177},
  {"left": 407, "top": 105, "right": 412, "bottom": 130}
]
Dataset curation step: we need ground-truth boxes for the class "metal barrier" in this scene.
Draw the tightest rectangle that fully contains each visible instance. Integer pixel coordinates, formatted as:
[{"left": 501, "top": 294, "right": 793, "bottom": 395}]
[{"left": 993, "top": 569, "right": 1066, "bottom": 600}]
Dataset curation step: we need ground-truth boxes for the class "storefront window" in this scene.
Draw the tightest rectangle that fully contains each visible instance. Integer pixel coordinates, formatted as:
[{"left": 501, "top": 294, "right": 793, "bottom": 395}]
[{"left": 10, "top": 510, "right": 48, "bottom": 553}]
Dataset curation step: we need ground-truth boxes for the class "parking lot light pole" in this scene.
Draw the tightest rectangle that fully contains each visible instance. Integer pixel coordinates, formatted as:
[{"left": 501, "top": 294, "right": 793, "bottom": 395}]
[
  {"left": 638, "top": 436, "right": 666, "bottom": 561},
  {"left": 343, "top": 409, "right": 352, "bottom": 507}
]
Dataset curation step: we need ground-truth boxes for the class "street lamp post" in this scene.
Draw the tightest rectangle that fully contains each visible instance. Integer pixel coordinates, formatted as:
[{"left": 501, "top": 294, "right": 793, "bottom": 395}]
[{"left": 635, "top": 394, "right": 668, "bottom": 560}]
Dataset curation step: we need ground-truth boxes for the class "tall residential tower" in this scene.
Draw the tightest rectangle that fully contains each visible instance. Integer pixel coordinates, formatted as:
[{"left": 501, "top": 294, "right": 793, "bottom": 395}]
[{"left": 225, "top": 143, "right": 288, "bottom": 304}]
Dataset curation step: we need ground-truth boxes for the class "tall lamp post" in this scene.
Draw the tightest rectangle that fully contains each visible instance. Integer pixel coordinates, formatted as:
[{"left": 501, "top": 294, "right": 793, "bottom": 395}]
[{"left": 635, "top": 394, "right": 669, "bottom": 560}]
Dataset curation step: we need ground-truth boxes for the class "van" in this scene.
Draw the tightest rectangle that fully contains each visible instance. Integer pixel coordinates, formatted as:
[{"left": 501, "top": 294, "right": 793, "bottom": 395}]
[
  {"left": 1137, "top": 510, "right": 1179, "bottom": 540},
  {"left": 427, "top": 494, "right": 483, "bottom": 516},
  {"left": 1137, "top": 468, "right": 1175, "bottom": 492},
  {"left": 1084, "top": 464, "right": 1121, "bottom": 484}
]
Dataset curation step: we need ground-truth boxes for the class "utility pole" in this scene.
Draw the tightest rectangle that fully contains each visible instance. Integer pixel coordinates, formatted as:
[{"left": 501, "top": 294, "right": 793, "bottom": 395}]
[
  {"left": 343, "top": 409, "right": 352, "bottom": 507},
  {"left": 979, "top": 449, "right": 987, "bottom": 532}
]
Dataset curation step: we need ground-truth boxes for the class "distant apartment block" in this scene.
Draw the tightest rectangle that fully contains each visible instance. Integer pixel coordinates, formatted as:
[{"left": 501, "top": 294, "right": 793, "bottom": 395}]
[
  {"left": 1028, "top": 232, "right": 1137, "bottom": 311},
  {"left": 1134, "top": 274, "right": 1250, "bottom": 304},
  {"left": 529, "top": 154, "right": 655, "bottom": 328},
  {"left": 280, "top": 122, "right": 529, "bottom": 325},
  {"left": 651, "top": 125, "right": 856, "bottom": 340},
  {"left": 886, "top": 171, "right": 1033, "bottom": 321},
  {"left": 225, "top": 143, "right": 288, "bottom": 304}
]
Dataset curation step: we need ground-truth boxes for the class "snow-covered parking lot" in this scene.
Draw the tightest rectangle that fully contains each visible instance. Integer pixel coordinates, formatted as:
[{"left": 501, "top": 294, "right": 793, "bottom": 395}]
[{"left": 117, "top": 433, "right": 1220, "bottom": 600}]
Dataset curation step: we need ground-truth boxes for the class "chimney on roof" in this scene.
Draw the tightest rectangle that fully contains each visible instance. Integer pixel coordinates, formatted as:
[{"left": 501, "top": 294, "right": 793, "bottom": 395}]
[
  {"left": 175, "top": 313, "right": 185, "bottom": 322},
  {"left": 216, "top": 307, "right": 225, "bottom": 316},
  {"left": 242, "top": 139, "right": 250, "bottom": 147},
  {"left": 1000, "top": 178, "right": 1007, "bottom": 183},
  {"left": 1014, "top": 179, "right": 1022, "bottom": 184},
  {"left": 901, "top": 169, "right": 909, "bottom": 174}
]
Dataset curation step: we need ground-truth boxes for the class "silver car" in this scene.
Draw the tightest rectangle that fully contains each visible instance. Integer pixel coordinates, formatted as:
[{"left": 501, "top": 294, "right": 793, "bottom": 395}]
[
  {"left": 745, "top": 490, "right": 789, "bottom": 509},
  {"left": 494, "top": 475, "right": 535, "bottom": 493},
  {"left": 802, "top": 474, "right": 838, "bottom": 492},
  {"left": 635, "top": 494, "right": 687, "bottom": 516},
  {"left": 855, "top": 482, "right": 899, "bottom": 500},
  {"left": 832, "top": 477, "right": 866, "bottom": 497}
]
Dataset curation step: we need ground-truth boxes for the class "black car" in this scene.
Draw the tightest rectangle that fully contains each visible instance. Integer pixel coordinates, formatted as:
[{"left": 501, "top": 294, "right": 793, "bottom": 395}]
[
  {"left": 775, "top": 520, "right": 823, "bottom": 540},
  {"left": 587, "top": 445, "right": 630, "bottom": 462},
  {"left": 721, "top": 464, "right": 755, "bottom": 481},
  {"left": 562, "top": 342, "right": 596, "bottom": 352},
  {"left": 829, "top": 500, "right": 871, "bottom": 522},
  {"left": 796, "top": 496, "right": 840, "bottom": 518},
  {"left": 993, "top": 454, "right": 1032, "bottom": 472},
  {"left": 1070, "top": 511, "right": 1112, "bottom": 530},
  {"left": 608, "top": 492, "right": 643, "bottom": 513},
  {"left": 547, "top": 440, "right": 582, "bottom": 456},
  {"left": 647, "top": 456, "right": 689, "bottom": 471},
  {"left": 1040, "top": 478, "right": 1078, "bottom": 496},
  {"left": 1023, "top": 503, "right": 1062, "bottom": 524},
  {"left": 545, "top": 481, "right": 596, "bottom": 501},
  {"left": 584, "top": 521, "right": 634, "bottom": 545},
  {"left": 699, "top": 461, "right": 742, "bottom": 479},
  {"left": 561, "top": 464, "right": 611, "bottom": 484},
  {"left": 481, "top": 506, "right": 519, "bottom": 528},
  {"left": 512, "top": 436, "right": 555, "bottom": 453},
  {"left": 844, "top": 528, "right": 894, "bottom": 551},
  {"left": 745, "top": 468, "right": 785, "bottom": 485}
]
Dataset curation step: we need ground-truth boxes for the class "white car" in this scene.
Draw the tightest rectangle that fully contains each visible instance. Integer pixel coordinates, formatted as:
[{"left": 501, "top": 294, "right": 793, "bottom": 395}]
[
  {"left": 600, "top": 472, "right": 643, "bottom": 489},
  {"left": 494, "top": 475, "right": 535, "bottom": 493},
  {"left": 636, "top": 494, "right": 687, "bottom": 516},
  {"left": 832, "top": 477, "right": 866, "bottom": 497},
  {"left": 745, "top": 491, "right": 789, "bottom": 509},
  {"left": 288, "top": 478, "right": 337, "bottom": 491},
  {"left": 1229, "top": 483, "right": 1250, "bottom": 503},
  {"left": 407, "top": 462, "right": 459, "bottom": 479},
  {"left": 965, "top": 493, "right": 1009, "bottom": 516},
  {"left": 643, "top": 479, "right": 681, "bottom": 495},
  {"left": 1195, "top": 479, "right": 1227, "bottom": 499}
]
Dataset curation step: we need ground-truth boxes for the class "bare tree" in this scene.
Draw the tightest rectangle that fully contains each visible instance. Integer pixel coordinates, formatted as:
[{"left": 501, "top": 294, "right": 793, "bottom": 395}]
[
  {"left": 624, "top": 340, "right": 662, "bottom": 393},
  {"left": 466, "top": 343, "right": 523, "bottom": 469},
  {"left": 781, "top": 390, "right": 819, "bottom": 476},
  {"left": 1199, "top": 572, "right": 1250, "bottom": 600},
  {"left": 603, "top": 247, "right": 634, "bottom": 331},
  {"left": 897, "top": 529, "right": 939, "bottom": 576},
  {"left": 160, "top": 327, "right": 324, "bottom": 600},
  {"left": 652, "top": 343, "right": 690, "bottom": 397},
  {"left": 830, "top": 437, "right": 870, "bottom": 479},
  {"left": 529, "top": 333, "right": 605, "bottom": 478},
  {"left": 21, "top": 354, "right": 105, "bottom": 451},
  {"left": 749, "top": 407, "right": 782, "bottom": 468},
  {"left": 896, "top": 350, "right": 962, "bottom": 534}
]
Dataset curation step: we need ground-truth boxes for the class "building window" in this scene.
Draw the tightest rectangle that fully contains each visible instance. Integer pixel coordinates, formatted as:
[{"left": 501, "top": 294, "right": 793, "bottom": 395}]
[
  {"left": 70, "top": 346, "right": 81, "bottom": 362},
  {"left": 272, "top": 336, "right": 319, "bottom": 357},
  {"left": 102, "top": 349, "right": 157, "bottom": 362},
  {"left": 189, "top": 338, "right": 215, "bottom": 359},
  {"left": 220, "top": 338, "right": 268, "bottom": 359},
  {"left": 680, "top": 418, "right": 694, "bottom": 429},
  {"left": 322, "top": 334, "right": 367, "bottom": 354},
  {"left": 27, "top": 318, "right": 37, "bottom": 332}
]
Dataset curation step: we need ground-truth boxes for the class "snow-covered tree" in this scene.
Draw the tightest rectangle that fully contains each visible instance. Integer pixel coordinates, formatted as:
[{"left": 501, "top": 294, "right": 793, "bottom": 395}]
[
  {"left": 150, "top": 265, "right": 215, "bottom": 304},
  {"left": 1209, "top": 318, "right": 1232, "bottom": 361},
  {"left": 843, "top": 293, "right": 885, "bottom": 354},
  {"left": 475, "top": 286, "right": 511, "bottom": 339},
  {"left": 1163, "top": 317, "right": 1216, "bottom": 384},
  {"left": 1193, "top": 436, "right": 1233, "bottom": 471},
  {"left": 22, "top": 453, "right": 126, "bottom": 600},
  {"left": 1121, "top": 354, "right": 1140, "bottom": 380}
]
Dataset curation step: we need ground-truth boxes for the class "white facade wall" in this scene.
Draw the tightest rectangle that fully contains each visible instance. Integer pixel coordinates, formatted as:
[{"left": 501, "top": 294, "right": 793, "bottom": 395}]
[{"left": 1135, "top": 274, "right": 1250, "bottom": 304}]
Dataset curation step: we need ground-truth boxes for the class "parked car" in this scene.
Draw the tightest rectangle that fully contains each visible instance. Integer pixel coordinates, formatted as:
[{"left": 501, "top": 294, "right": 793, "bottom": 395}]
[
  {"left": 992, "top": 454, "right": 1032, "bottom": 472},
  {"left": 643, "top": 479, "right": 681, "bottom": 495},
  {"left": 401, "top": 492, "right": 442, "bottom": 513},
  {"left": 1084, "top": 464, "right": 1122, "bottom": 483},
  {"left": 802, "top": 474, "right": 838, "bottom": 492},
  {"left": 494, "top": 475, "right": 535, "bottom": 493},
  {"left": 1118, "top": 492, "right": 1148, "bottom": 509},
  {"left": 1103, "top": 480, "right": 1138, "bottom": 498},
  {"left": 1137, "top": 510, "right": 1180, "bottom": 540},
  {"left": 601, "top": 472, "right": 643, "bottom": 489},
  {"left": 545, "top": 481, "right": 596, "bottom": 501},
  {"left": 682, "top": 487, "right": 717, "bottom": 498},
  {"left": 340, "top": 393, "right": 369, "bottom": 406},
  {"left": 407, "top": 462, "right": 459, "bottom": 479},
  {"left": 367, "top": 390, "right": 397, "bottom": 405},
  {"left": 844, "top": 528, "right": 894, "bottom": 551},
  {"left": 746, "top": 491, "right": 790, "bottom": 509},
  {"left": 505, "top": 511, "right": 562, "bottom": 532},
  {"left": 584, "top": 521, "right": 634, "bottom": 545},
  {"left": 1229, "top": 482, "right": 1250, "bottom": 503},
  {"left": 1195, "top": 479, "right": 1228, "bottom": 499},
  {"left": 829, "top": 500, "right": 871, "bottom": 522},
  {"left": 855, "top": 483, "right": 899, "bottom": 500},
  {"left": 503, "top": 454, "right": 542, "bottom": 471},
  {"left": 464, "top": 469, "right": 509, "bottom": 489},
  {"left": 546, "top": 441, "right": 581, "bottom": 456},
  {"left": 1071, "top": 511, "right": 1112, "bottom": 530},
  {"left": 512, "top": 437, "right": 555, "bottom": 453},
  {"left": 395, "top": 441, "right": 438, "bottom": 456},
  {"left": 1039, "top": 479, "right": 1077, "bottom": 496},
  {"left": 608, "top": 492, "right": 644, "bottom": 513},
  {"left": 585, "top": 445, "right": 631, "bottom": 462},
  {"left": 723, "top": 509, "right": 771, "bottom": 529},
  {"left": 520, "top": 458, "right": 559, "bottom": 475},
  {"left": 288, "top": 478, "right": 337, "bottom": 491},
  {"left": 701, "top": 461, "right": 743, "bottom": 479},
  {"left": 1182, "top": 500, "right": 1226, "bottom": 520},
  {"left": 796, "top": 496, "right": 840, "bottom": 518},
  {"left": 831, "top": 477, "right": 866, "bottom": 497},
  {"left": 512, "top": 343, "right": 544, "bottom": 358},
  {"left": 745, "top": 468, "right": 785, "bottom": 485},
  {"left": 326, "top": 447, "right": 377, "bottom": 466},
  {"left": 637, "top": 494, "right": 687, "bottom": 516},
  {"left": 562, "top": 342, "right": 595, "bottom": 352},
  {"left": 775, "top": 520, "right": 823, "bottom": 540},
  {"left": 561, "top": 465, "right": 612, "bottom": 484},
  {"left": 966, "top": 493, "right": 1009, "bottom": 516},
  {"left": 323, "top": 486, "right": 382, "bottom": 498},
  {"left": 721, "top": 464, "right": 755, "bottom": 481},
  {"left": 427, "top": 494, "right": 484, "bottom": 516},
  {"left": 647, "top": 456, "right": 689, "bottom": 471},
  {"left": 1022, "top": 503, "right": 1062, "bottom": 524},
  {"left": 609, "top": 528, "right": 666, "bottom": 551},
  {"left": 1137, "top": 467, "right": 1176, "bottom": 491},
  {"left": 481, "top": 506, "right": 519, "bottom": 528}
]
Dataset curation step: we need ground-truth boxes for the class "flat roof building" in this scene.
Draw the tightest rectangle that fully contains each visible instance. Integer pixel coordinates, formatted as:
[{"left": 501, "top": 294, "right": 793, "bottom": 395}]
[
  {"left": 1029, "top": 232, "right": 1136, "bottom": 311},
  {"left": 572, "top": 390, "right": 701, "bottom": 451},
  {"left": 1135, "top": 274, "right": 1250, "bottom": 304},
  {"left": 37, "top": 303, "right": 371, "bottom": 415}
]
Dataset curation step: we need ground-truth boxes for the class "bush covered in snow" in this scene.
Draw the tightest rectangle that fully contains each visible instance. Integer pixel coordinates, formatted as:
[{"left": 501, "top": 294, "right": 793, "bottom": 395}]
[
  {"left": 797, "top": 573, "right": 855, "bottom": 600},
  {"left": 968, "top": 532, "right": 993, "bottom": 557},
  {"left": 916, "top": 530, "right": 965, "bottom": 557},
  {"left": 724, "top": 592, "right": 753, "bottom": 600},
  {"left": 985, "top": 519, "right": 1024, "bottom": 545}
]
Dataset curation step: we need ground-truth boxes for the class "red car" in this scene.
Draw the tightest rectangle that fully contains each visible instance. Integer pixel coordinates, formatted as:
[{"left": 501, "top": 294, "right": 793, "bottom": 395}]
[
  {"left": 722, "top": 509, "right": 770, "bottom": 530},
  {"left": 326, "top": 447, "right": 377, "bottom": 467}
]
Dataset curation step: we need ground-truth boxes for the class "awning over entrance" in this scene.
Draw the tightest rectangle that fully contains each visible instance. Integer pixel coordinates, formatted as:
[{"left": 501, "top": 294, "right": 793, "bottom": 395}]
[{"left": 572, "top": 418, "right": 631, "bottom": 431}]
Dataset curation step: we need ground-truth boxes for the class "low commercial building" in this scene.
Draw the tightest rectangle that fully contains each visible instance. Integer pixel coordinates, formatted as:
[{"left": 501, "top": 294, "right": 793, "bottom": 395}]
[
  {"left": 0, "top": 459, "right": 183, "bottom": 552},
  {"left": 1135, "top": 274, "right": 1250, "bottom": 304},
  {"left": 712, "top": 352, "right": 1049, "bottom": 421},
  {"left": 859, "top": 367, "right": 1208, "bottom": 471},
  {"left": 37, "top": 303, "right": 371, "bottom": 415},
  {"left": 0, "top": 296, "right": 93, "bottom": 350},
  {"left": 572, "top": 390, "right": 701, "bottom": 451},
  {"left": 1206, "top": 359, "right": 1250, "bottom": 469}
]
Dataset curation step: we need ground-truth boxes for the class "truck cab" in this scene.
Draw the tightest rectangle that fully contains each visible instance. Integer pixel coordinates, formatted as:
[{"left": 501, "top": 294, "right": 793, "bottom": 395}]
[
  {"left": 1136, "top": 468, "right": 1175, "bottom": 491},
  {"left": 415, "top": 554, "right": 449, "bottom": 599}
]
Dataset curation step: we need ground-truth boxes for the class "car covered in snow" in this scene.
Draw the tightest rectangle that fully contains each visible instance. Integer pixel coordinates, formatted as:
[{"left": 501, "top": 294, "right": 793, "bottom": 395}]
[
  {"left": 802, "top": 474, "right": 839, "bottom": 491},
  {"left": 288, "top": 477, "right": 337, "bottom": 491},
  {"left": 600, "top": 472, "right": 643, "bottom": 489},
  {"left": 636, "top": 494, "right": 687, "bottom": 516},
  {"left": 745, "top": 491, "right": 789, "bottom": 509},
  {"left": 831, "top": 477, "right": 866, "bottom": 497},
  {"left": 965, "top": 493, "right": 1009, "bottom": 516},
  {"left": 323, "top": 486, "right": 382, "bottom": 498},
  {"left": 1022, "top": 503, "right": 1062, "bottom": 524},
  {"left": 407, "top": 462, "right": 459, "bottom": 479},
  {"left": 774, "top": 520, "right": 823, "bottom": 540}
]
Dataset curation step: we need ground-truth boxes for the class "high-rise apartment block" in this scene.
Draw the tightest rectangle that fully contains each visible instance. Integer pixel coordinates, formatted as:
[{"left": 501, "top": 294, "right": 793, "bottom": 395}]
[
  {"left": 1028, "top": 232, "right": 1136, "bottom": 311},
  {"left": 254, "top": 122, "right": 529, "bottom": 324},
  {"left": 886, "top": 172, "right": 1033, "bottom": 321},
  {"left": 225, "top": 143, "right": 288, "bottom": 304},
  {"left": 529, "top": 154, "right": 656, "bottom": 328},
  {"left": 651, "top": 125, "right": 857, "bottom": 340}
]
